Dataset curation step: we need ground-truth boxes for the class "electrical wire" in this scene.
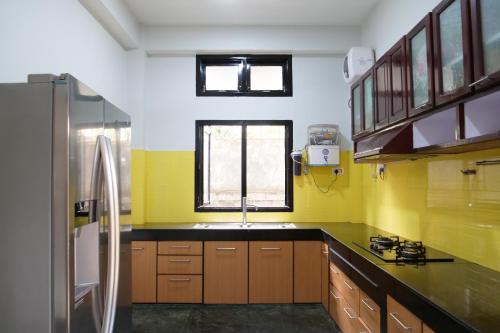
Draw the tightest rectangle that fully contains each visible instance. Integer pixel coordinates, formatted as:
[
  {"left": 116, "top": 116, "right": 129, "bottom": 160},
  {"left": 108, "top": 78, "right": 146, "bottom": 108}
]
[{"left": 309, "top": 168, "right": 338, "bottom": 194}]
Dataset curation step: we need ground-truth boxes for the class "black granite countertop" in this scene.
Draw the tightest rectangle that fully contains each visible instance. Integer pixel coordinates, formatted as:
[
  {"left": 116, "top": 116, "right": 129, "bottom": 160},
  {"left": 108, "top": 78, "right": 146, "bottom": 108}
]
[{"left": 132, "top": 222, "right": 500, "bottom": 333}]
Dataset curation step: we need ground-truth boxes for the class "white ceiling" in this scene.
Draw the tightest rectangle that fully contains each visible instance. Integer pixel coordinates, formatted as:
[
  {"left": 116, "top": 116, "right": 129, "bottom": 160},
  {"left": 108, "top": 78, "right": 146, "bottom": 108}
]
[{"left": 123, "top": 0, "right": 380, "bottom": 26}]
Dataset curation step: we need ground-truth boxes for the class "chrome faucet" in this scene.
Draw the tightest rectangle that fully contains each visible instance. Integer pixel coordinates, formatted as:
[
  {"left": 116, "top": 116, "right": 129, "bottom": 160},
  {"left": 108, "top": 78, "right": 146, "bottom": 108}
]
[{"left": 242, "top": 197, "right": 257, "bottom": 227}]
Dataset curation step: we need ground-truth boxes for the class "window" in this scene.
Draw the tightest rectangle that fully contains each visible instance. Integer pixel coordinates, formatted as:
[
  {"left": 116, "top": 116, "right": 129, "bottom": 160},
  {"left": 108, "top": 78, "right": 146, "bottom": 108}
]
[
  {"left": 195, "top": 120, "right": 293, "bottom": 212},
  {"left": 196, "top": 55, "right": 293, "bottom": 97}
]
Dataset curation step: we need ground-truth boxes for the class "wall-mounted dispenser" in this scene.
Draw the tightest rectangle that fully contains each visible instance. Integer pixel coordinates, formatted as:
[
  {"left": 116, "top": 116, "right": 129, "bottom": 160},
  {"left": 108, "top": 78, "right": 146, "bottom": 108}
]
[{"left": 306, "top": 124, "right": 340, "bottom": 166}]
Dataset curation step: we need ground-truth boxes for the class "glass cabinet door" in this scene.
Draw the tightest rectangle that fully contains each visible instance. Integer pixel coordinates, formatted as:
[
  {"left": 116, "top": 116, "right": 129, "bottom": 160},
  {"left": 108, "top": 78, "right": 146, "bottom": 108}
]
[
  {"left": 471, "top": 0, "right": 500, "bottom": 90},
  {"left": 352, "top": 84, "right": 362, "bottom": 137},
  {"left": 407, "top": 14, "right": 434, "bottom": 116},
  {"left": 363, "top": 74, "right": 374, "bottom": 132},
  {"left": 433, "top": 0, "right": 472, "bottom": 106}
]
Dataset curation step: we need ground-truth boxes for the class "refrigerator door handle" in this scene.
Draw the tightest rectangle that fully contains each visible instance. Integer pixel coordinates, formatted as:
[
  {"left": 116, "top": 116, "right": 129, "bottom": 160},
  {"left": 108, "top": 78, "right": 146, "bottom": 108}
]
[{"left": 90, "top": 135, "right": 121, "bottom": 333}]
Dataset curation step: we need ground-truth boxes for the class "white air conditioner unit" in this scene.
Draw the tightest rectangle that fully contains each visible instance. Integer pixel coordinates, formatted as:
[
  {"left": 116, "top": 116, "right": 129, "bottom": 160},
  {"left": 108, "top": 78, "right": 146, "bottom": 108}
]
[{"left": 343, "top": 47, "right": 375, "bottom": 84}]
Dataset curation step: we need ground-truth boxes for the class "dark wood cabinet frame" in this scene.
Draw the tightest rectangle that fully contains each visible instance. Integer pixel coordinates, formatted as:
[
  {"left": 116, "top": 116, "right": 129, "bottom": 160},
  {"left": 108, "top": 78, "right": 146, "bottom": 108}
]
[
  {"left": 406, "top": 14, "right": 435, "bottom": 117},
  {"left": 388, "top": 37, "right": 408, "bottom": 124},
  {"left": 432, "top": 0, "right": 473, "bottom": 107},
  {"left": 374, "top": 57, "right": 390, "bottom": 130},
  {"left": 470, "top": 0, "right": 500, "bottom": 91},
  {"left": 351, "top": 70, "right": 375, "bottom": 139}
]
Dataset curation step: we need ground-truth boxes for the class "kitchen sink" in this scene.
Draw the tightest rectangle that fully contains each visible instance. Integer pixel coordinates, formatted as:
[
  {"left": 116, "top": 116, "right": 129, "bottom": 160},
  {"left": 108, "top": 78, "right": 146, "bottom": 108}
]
[{"left": 192, "top": 222, "right": 296, "bottom": 230}]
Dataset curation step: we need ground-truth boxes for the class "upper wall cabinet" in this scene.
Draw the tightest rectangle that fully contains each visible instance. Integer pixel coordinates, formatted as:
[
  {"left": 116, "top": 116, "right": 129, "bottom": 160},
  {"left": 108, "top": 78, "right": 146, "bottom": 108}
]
[
  {"left": 388, "top": 37, "right": 408, "bottom": 124},
  {"left": 470, "top": 0, "right": 500, "bottom": 91},
  {"left": 351, "top": 70, "right": 375, "bottom": 139},
  {"left": 432, "top": 0, "right": 473, "bottom": 106},
  {"left": 374, "top": 58, "right": 390, "bottom": 130},
  {"left": 407, "top": 14, "right": 435, "bottom": 116}
]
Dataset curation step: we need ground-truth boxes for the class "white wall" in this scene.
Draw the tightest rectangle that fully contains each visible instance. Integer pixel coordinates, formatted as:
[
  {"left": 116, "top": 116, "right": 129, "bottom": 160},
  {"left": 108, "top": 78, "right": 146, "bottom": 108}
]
[
  {"left": 145, "top": 25, "right": 361, "bottom": 56},
  {"left": 0, "top": 0, "right": 146, "bottom": 146},
  {"left": 361, "top": 0, "right": 442, "bottom": 59},
  {"left": 144, "top": 55, "right": 352, "bottom": 151}
]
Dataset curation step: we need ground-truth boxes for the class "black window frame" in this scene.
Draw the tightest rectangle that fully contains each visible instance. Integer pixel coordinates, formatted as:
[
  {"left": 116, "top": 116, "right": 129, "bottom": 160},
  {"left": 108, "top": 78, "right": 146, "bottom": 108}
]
[
  {"left": 196, "top": 55, "right": 293, "bottom": 97},
  {"left": 195, "top": 120, "right": 294, "bottom": 212}
]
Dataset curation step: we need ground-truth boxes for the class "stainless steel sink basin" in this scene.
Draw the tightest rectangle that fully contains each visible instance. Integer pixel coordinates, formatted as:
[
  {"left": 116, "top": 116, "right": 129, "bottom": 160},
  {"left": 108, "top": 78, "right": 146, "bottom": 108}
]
[{"left": 193, "top": 223, "right": 296, "bottom": 230}]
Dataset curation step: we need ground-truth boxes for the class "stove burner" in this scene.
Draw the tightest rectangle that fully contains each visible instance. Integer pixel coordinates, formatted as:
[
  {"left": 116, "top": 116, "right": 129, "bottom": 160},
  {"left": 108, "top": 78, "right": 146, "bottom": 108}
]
[
  {"left": 369, "top": 235, "right": 400, "bottom": 252},
  {"left": 396, "top": 240, "right": 426, "bottom": 260}
]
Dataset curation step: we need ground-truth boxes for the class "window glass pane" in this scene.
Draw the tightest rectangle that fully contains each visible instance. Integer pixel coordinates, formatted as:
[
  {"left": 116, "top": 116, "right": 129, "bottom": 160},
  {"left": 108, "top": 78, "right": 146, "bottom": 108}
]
[
  {"left": 246, "top": 126, "right": 286, "bottom": 207},
  {"left": 250, "top": 66, "right": 283, "bottom": 91},
  {"left": 205, "top": 66, "right": 239, "bottom": 91},
  {"left": 481, "top": 0, "right": 500, "bottom": 75},
  {"left": 439, "top": 0, "right": 464, "bottom": 93},
  {"left": 411, "top": 28, "right": 430, "bottom": 107},
  {"left": 364, "top": 76, "right": 373, "bottom": 130},
  {"left": 202, "top": 125, "right": 242, "bottom": 207}
]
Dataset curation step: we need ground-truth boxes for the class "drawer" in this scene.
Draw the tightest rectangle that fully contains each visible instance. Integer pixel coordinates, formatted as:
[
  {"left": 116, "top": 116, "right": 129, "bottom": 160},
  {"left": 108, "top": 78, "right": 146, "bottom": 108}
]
[
  {"left": 157, "top": 275, "right": 202, "bottom": 303},
  {"left": 359, "top": 290, "right": 380, "bottom": 333},
  {"left": 330, "top": 284, "right": 364, "bottom": 333},
  {"left": 158, "top": 241, "right": 203, "bottom": 255},
  {"left": 329, "top": 262, "right": 343, "bottom": 288},
  {"left": 387, "top": 295, "right": 422, "bottom": 333},
  {"left": 158, "top": 255, "right": 202, "bottom": 275},
  {"left": 337, "top": 273, "right": 360, "bottom": 316}
]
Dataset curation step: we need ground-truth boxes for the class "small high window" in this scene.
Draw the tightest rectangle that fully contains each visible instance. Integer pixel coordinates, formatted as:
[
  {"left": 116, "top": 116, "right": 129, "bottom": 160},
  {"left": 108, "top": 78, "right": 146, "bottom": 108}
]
[{"left": 196, "top": 55, "right": 293, "bottom": 97}]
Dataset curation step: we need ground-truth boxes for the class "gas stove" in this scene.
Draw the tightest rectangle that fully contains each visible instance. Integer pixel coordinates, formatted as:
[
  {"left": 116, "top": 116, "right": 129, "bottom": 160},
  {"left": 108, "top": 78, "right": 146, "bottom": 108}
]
[{"left": 353, "top": 235, "right": 454, "bottom": 264}]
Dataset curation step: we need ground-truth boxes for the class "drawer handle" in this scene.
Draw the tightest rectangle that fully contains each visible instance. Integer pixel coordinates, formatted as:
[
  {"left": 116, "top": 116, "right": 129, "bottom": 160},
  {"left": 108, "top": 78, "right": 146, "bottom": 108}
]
[
  {"left": 329, "top": 291, "right": 341, "bottom": 300},
  {"left": 361, "top": 299, "right": 375, "bottom": 312},
  {"left": 322, "top": 251, "right": 329, "bottom": 254},
  {"left": 260, "top": 248, "right": 281, "bottom": 251},
  {"left": 216, "top": 247, "right": 237, "bottom": 251},
  {"left": 75, "top": 298, "right": 85, "bottom": 309},
  {"left": 389, "top": 312, "right": 412, "bottom": 331},
  {"left": 132, "top": 247, "right": 144, "bottom": 251},
  {"left": 330, "top": 266, "right": 339, "bottom": 274},
  {"left": 343, "top": 307, "right": 357, "bottom": 320},
  {"left": 343, "top": 280, "right": 353, "bottom": 290},
  {"left": 169, "top": 245, "right": 191, "bottom": 249},
  {"left": 169, "top": 278, "right": 191, "bottom": 282},
  {"left": 168, "top": 259, "right": 192, "bottom": 263}
]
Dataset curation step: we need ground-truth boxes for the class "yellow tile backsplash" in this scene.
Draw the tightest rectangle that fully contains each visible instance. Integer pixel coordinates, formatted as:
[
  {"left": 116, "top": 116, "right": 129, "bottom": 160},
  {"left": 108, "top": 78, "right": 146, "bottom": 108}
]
[
  {"left": 131, "top": 148, "right": 500, "bottom": 272},
  {"left": 360, "top": 148, "right": 500, "bottom": 272}
]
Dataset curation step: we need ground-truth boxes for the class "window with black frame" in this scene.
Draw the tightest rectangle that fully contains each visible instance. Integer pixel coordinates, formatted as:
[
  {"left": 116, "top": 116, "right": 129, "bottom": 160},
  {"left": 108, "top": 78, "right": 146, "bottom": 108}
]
[
  {"left": 196, "top": 55, "right": 293, "bottom": 96},
  {"left": 195, "top": 120, "right": 293, "bottom": 212}
]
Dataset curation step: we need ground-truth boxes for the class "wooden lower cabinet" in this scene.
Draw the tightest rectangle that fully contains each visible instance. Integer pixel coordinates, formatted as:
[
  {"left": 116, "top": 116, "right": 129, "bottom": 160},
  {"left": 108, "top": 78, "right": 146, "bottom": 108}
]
[
  {"left": 157, "top": 275, "right": 202, "bottom": 303},
  {"left": 321, "top": 243, "right": 329, "bottom": 311},
  {"left": 359, "top": 290, "right": 380, "bottom": 333},
  {"left": 157, "top": 255, "right": 202, "bottom": 275},
  {"left": 387, "top": 295, "right": 422, "bottom": 333},
  {"left": 329, "top": 284, "right": 368, "bottom": 333},
  {"left": 131, "top": 241, "right": 157, "bottom": 303},
  {"left": 249, "top": 241, "right": 293, "bottom": 304},
  {"left": 158, "top": 241, "right": 203, "bottom": 255},
  {"left": 294, "top": 241, "right": 322, "bottom": 303},
  {"left": 204, "top": 241, "right": 249, "bottom": 304}
]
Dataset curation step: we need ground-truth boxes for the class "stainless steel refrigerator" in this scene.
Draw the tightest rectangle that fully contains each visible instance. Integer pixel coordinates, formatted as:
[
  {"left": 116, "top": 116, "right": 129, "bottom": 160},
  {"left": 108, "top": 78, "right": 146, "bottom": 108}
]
[{"left": 0, "top": 74, "right": 132, "bottom": 332}]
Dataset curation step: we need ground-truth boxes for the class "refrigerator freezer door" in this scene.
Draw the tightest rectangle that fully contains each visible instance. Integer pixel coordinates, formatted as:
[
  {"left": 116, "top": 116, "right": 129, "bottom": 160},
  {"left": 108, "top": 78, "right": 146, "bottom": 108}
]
[{"left": 0, "top": 82, "right": 54, "bottom": 333}]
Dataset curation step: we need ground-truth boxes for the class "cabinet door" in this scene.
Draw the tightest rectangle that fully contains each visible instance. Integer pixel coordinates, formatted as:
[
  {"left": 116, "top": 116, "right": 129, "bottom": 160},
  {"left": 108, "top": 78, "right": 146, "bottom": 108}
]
[
  {"left": 352, "top": 81, "right": 363, "bottom": 138},
  {"left": 249, "top": 241, "right": 293, "bottom": 303},
  {"left": 131, "top": 241, "right": 157, "bottom": 303},
  {"left": 433, "top": 0, "right": 472, "bottom": 106},
  {"left": 362, "top": 71, "right": 375, "bottom": 133},
  {"left": 470, "top": 0, "right": 500, "bottom": 90},
  {"left": 374, "top": 58, "right": 390, "bottom": 129},
  {"left": 204, "top": 241, "right": 248, "bottom": 304},
  {"left": 407, "top": 14, "right": 435, "bottom": 116},
  {"left": 321, "top": 243, "right": 329, "bottom": 311},
  {"left": 388, "top": 38, "right": 408, "bottom": 124},
  {"left": 294, "top": 241, "right": 321, "bottom": 303},
  {"left": 387, "top": 295, "right": 423, "bottom": 333}
]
